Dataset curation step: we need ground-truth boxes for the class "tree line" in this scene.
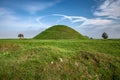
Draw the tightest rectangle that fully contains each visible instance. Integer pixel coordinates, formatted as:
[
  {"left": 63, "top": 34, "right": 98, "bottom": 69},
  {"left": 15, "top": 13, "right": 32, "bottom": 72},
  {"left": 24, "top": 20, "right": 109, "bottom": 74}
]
[{"left": 18, "top": 32, "right": 109, "bottom": 39}]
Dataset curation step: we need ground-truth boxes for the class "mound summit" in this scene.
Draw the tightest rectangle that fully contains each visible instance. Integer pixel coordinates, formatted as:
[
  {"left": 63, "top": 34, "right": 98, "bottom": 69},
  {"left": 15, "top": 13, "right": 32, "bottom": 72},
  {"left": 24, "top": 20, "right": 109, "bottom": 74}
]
[{"left": 34, "top": 25, "right": 88, "bottom": 39}]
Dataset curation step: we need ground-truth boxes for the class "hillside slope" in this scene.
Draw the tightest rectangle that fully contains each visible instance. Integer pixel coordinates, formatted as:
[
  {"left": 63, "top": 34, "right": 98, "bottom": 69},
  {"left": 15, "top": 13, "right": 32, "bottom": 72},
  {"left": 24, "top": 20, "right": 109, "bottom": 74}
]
[
  {"left": 0, "top": 39, "right": 120, "bottom": 80},
  {"left": 34, "top": 25, "right": 88, "bottom": 39}
]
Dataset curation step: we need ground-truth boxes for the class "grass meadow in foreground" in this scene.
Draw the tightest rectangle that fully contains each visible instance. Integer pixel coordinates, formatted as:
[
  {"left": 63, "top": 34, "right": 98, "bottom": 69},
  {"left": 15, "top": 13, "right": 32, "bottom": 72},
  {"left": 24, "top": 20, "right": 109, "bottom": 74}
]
[{"left": 0, "top": 39, "right": 120, "bottom": 80}]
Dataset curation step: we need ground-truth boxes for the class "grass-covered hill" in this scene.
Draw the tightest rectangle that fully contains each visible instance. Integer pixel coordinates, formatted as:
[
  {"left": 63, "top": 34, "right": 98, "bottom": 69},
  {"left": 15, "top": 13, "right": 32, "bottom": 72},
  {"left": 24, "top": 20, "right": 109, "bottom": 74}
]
[
  {"left": 34, "top": 25, "right": 88, "bottom": 39},
  {"left": 0, "top": 39, "right": 120, "bottom": 80}
]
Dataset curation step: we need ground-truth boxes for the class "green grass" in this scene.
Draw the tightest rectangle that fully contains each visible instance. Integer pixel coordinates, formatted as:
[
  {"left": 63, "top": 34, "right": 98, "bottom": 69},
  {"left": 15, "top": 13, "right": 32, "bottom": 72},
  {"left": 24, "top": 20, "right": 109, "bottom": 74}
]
[
  {"left": 34, "top": 25, "right": 88, "bottom": 39},
  {"left": 0, "top": 39, "right": 120, "bottom": 80}
]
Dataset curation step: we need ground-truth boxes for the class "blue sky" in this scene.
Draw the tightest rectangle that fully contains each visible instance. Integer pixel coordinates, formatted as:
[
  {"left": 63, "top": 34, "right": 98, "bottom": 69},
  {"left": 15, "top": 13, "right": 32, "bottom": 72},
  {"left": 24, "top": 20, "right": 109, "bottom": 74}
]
[{"left": 0, "top": 0, "right": 120, "bottom": 38}]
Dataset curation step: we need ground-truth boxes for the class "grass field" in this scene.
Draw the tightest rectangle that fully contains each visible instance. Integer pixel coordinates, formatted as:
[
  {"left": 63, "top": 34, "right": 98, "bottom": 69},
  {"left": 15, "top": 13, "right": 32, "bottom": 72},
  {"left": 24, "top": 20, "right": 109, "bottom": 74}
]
[{"left": 0, "top": 39, "right": 120, "bottom": 80}]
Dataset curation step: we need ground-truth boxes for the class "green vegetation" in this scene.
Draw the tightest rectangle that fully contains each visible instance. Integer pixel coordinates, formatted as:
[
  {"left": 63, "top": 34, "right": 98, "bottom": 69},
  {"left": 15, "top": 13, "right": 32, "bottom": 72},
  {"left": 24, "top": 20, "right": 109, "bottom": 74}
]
[
  {"left": 18, "top": 34, "right": 24, "bottom": 39},
  {"left": 102, "top": 32, "right": 108, "bottom": 39},
  {"left": 34, "top": 25, "right": 88, "bottom": 39},
  {"left": 0, "top": 39, "right": 120, "bottom": 80}
]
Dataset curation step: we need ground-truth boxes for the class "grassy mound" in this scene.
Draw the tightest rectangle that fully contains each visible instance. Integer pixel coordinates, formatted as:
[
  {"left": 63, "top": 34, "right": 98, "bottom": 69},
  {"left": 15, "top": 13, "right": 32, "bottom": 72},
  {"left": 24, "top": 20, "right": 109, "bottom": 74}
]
[{"left": 34, "top": 25, "right": 88, "bottom": 39}]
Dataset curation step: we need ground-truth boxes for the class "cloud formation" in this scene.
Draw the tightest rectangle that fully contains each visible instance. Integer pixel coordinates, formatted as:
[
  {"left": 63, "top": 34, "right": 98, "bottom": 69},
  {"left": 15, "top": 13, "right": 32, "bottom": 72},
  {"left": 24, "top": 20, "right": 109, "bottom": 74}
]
[
  {"left": 0, "top": 8, "right": 39, "bottom": 28},
  {"left": 0, "top": 8, "right": 45, "bottom": 38},
  {"left": 94, "top": 0, "right": 120, "bottom": 19},
  {"left": 53, "top": 14, "right": 87, "bottom": 23},
  {"left": 53, "top": 14, "right": 113, "bottom": 27},
  {"left": 23, "top": 0, "right": 61, "bottom": 14},
  {"left": 0, "top": 8, "right": 13, "bottom": 16},
  {"left": 52, "top": 13, "right": 120, "bottom": 38},
  {"left": 0, "top": 0, "right": 120, "bottom": 38}
]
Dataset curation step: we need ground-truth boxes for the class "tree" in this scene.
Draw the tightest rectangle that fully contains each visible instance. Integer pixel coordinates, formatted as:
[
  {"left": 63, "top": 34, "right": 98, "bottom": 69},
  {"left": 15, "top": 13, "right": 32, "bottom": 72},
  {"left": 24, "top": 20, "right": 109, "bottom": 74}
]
[
  {"left": 90, "top": 37, "right": 93, "bottom": 39},
  {"left": 18, "top": 34, "right": 24, "bottom": 39},
  {"left": 102, "top": 32, "right": 108, "bottom": 39}
]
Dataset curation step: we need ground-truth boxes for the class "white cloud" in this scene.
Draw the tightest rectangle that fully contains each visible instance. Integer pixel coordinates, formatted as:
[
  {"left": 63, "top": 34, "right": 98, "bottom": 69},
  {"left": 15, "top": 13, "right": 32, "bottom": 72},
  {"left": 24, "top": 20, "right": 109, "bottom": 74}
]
[
  {"left": 53, "top": 14, "right": 112, "bottom": 26},
  {"left": 23, "top": 0, "right": 61, "bottom": 14},
  {"left": 36, "top": 17, "right": 47, "bottom": 28},
  {"left": 53, "top": 14, "right": 87, "bottom": 23},
  {"left": 0, "top": 16, "right": 40, "bottom": 29},
  {"left": 0, "top": 0, "right": 120, "bottom": 39},
  {"left": 94, "top": 0, "right": 120, "bottom": 19},
  {"left": 53, "top": 14, "right": 73, "bottom": 21},
  {"left": 81, "top": 18, "right": 113, "bottom": 26},
  {"left": 52, "top": 14, "right": 120, "bottom": 38},
  {"left": 0, "top": 8, "right": 14, "bottom": 16},
  {"left": 0, "top": 8, "right": 45, "bottom": 28},
  {"left": 0, "top": 8, "right": 46, "bottom": 38}
]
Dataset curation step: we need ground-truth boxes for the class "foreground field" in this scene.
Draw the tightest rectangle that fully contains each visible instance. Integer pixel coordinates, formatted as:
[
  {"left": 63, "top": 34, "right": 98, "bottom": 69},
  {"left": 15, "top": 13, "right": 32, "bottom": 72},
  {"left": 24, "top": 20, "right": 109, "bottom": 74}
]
[{"left": 0, "top": 39, "right": 120, "bottom": 80}]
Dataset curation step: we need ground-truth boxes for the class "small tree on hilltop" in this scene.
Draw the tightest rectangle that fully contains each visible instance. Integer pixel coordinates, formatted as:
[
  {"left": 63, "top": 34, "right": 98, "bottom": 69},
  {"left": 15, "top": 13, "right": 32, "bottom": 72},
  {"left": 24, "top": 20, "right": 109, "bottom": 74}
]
[
  {"left": 102, "top": 32, "right": 108, "bottom": 39},
  {"left": 18, "top": 34, "right": 24, "bottom": 39}
]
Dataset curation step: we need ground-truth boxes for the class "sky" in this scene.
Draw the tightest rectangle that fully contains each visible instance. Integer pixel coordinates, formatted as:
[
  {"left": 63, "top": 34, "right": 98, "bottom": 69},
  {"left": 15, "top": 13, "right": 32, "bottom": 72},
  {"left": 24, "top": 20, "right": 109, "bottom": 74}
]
[{"left": 0, "top": 0, "right": 120, "bottom": 39}]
